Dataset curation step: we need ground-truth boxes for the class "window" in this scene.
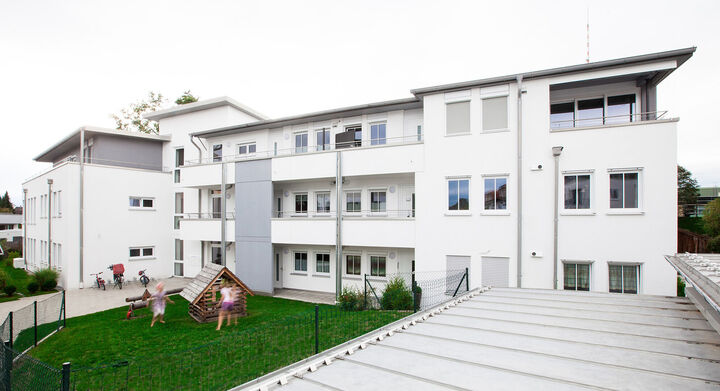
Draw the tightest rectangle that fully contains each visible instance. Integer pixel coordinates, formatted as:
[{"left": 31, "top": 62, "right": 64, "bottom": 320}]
[
  {"left": 370, "top": 191, "right": 386, "bottom": 213},
  {"left": 174, "top": 216, "right": 182, "bottom": 230},
  {"left": 564, "top": 263, "right": 590, "bottom": 291},
  {"left": 484, "top": 177, "right": 507, "bottom": 210},
  {"left": 346, "top": 255, "right": 361, "bottom": 275},
  {"left": 482, "top": 96, "right": 508, "bottom": 130},
  {"left": 295, "top": 194, "right": 308, "bottom": 214},
  {"left": 576, "top": 98, "right": 604, "bottom": 127},
  {"left": 129, "top": 197, "right": 154, "bottom": 209},
  {"left": 550, "top": 102, "right": 575, "bottom": 129},
  {"left": 211, "top": 242, "right": 222, "bottom": 265},
  {"left": 294, "top": 252, "right": 308, "bottom": 272},
  {"left": 238, "top": 142, "right": 257, "bottom": 155},
  {"left": 211, "top": 189, "right": 222, "bottom": 218},
  {"left": 175, "top": 148, "right": 184, "bottom": 183},
  {"left": 606, "top": 94, "right": 636, "bottom": 124},
  {"left": 609, "top": 264, "right": 639, "bottom": 294},
  {"left": 175, "top": 193, "right": 184, "bottom": 214},
  {"left": 316, "top": 253, "right": 330, "bottom": 273},
  {"left": 52, "top": 192, "right": 57, "bottom": 217},
  {"left": 174, "top": 263, "right": 184, "bottom": 276},
  {"left": 370, "top": 123, "right": 386, "bottom": 145},
  {"left": 345, "top": 125, "right": 362, "bottom": 147},
  {"left": 346, "top": 192, "right": 361, "bottom": 213},
  {"left": 609, "top": 172, "right": 639, "bottom": 209},
  {"left": 130, "top": 246, "right": 154, "bottom": 259},
  {"left": 564, "top": 174, "right": 591, "bottom": 209},
  {"left": 295, "top": 132, "right": 308, "bottom": 154},
  {"left": 316, "top": 192, "right": 330, "bottom": 214},
  {"left": 446, "top": 101, "right": 470, "bottom": 135},
  {"left": 448, "top": 179, "right": 470, "bottom": 211},
  {"left": 212, "top": 144, "right": 223, "bottom": 162},
  {"left": 316, "top": 129, "right": 331, "bottom": 151},
  {"left": 175, "top": 239, "right": 183, "bottom": 261},
  {"left": 57, "top": 191, "right": 62, "bottom": 216},
  {"left": 370, "top": 256, "right": 386, "bottom": 277}
]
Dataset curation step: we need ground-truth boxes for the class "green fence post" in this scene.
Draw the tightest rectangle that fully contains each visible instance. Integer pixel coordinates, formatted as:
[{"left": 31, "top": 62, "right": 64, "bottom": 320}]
[
  {"left": 363, "top": 274, "right": 367, "bottom": 309},
  {"left": 61, "top": 362, "right": 70, "bottom": 391},
  {"left": 62, "top": 290, "right": 66, "bottom": 328},
  {"left": 33, "top": 301, "right": 37, "bottom": 347},
  {"left": 314, "top": 305, "right": 319, "bottom": 354},
  {"left": 8, "top": 312, "right": 12, "bottom": 350},
  {"left": 466, "top": 267, "right": 469, "bottom": 292},
  {"left": 3, "top": 342, "right": 12, "bottom": 390}
]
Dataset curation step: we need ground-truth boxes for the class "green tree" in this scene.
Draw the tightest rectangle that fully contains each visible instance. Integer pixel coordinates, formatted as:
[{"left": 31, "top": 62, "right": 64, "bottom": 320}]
[
  {"left": 678, "top": 165, "right": 699, "bottom": 205},
  {"left": 704, "top": 198, "right": 720, "bottom": 237},
  {"left": 112, "top": 92, "right": 166, "bottom": 134},
  {"left": 175, "top": 90, "right": 199, "bottom": 105},
  {"left": 0, "top": 191, "right": 13, "bottom": 210}
]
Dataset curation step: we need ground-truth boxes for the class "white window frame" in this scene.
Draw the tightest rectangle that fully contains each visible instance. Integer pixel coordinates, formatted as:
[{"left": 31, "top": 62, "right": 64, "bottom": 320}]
[
  {"left": 481, "top": 174, "right": 510, "bottom": 214},
  {"left": 237, "top": 142, "right": 257, "bottom": 156},
  {"left": 562, "top": 260, "right": 592, "bottom": 291},
  {"left": 607, "top": 168, "right": 643, "bottom": 214},
  {"left": 315, "top": 128, "right": 331, "bottom": 151},
  {"left": 57, "top": 191, "right": 62, "bottom": 217},
  {"left": 369, "top": 253, "right": 388, "bottom": 278},
  {"left": 370, "top": 122, "right": 387, "bottom": 145},
  {"left": 345, "top": 190, "right": 362, "bottom": 214},
  {"left": 293, "top": 251, "right": 308, "bottom": 273},
  {"left": 129, "top": 246, "right": 155, "bottom": 260},
  {"left": 445, "top": 99, "right": 472, "bottom": 136},
  {"left": 293, "top": 192, "right": 308, "bottom": 216},
  {"left": 550, "top": 91, "right": 640, "bottom": 130},
  {"left": 314, "top": 251, "right": 331, "bottom": 275},
  {"left": 129, "top": 196, "right": 155, "bottom": 210},
  {"left": 445, "top": 176, "right": 471, "bottom": 215},
  {"left": 608, "top": 262, "right": 641, "bottom": 294},
  {"left": 561, "top": 170, "right": 595, "bottom": 215},
  {"left": 344, "top": 252, "right": 362, "bottom": 277},
  {"left": 294, "top": 131, "right": 309, "bottom": 154},
  {"left": 369, "top": 189, "right": 388, "bottom": 215},
  {"left": 480, "top": 93, "right": 509, "bottom": 132},
  {"left": 315, "top": 191, "right": 331, "bottom": 216}
]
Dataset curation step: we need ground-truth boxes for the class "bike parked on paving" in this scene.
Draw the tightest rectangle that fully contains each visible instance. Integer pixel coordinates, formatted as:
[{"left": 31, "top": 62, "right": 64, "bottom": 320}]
[
  {"left": 138, "top": 269, "right": 150, "bottom": 287},
  {"left": 91, "top": 271, "right": 106, "bottom": 290},
  {"left": 108, "top": 263, "right": 125, "bottom": 289}
]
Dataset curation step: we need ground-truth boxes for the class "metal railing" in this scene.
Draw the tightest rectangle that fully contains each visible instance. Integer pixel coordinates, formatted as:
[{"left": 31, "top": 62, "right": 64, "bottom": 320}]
[
  {"left": 184, "top": 134, "right": 423, "bottom": 166},
  {"left": 181, "top": 212, "right": 235, "bottom": 220},
  {"left": 550, "top": 110, "right": 669, "bottom": 129},
  {"left": 272, "top": 209, "right": 415, "bottom": 219}
]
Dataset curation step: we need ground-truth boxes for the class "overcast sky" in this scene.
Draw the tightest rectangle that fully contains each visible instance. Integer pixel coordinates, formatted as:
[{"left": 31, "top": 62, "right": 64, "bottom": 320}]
[{"left": 1, "top": 0, "right": 718, "bottom": 204}]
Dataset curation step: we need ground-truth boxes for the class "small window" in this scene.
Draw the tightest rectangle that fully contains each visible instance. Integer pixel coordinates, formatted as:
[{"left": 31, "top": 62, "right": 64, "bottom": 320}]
[
  {"left": 316, "top": 253, "right": 330, "bottom": 273},
  {"left": 448, "top": 179, "right": 470, "bottom": 211},
  {"left": 346, "top": 192, "right": 361, "bottom": 213},
  {"left": 175, "top": 193, "right": 184, "bottom": 214},
  {"left": 609, "top": 264, "right": 639, "bottom": 294},
  {"left": 175, "top": 148, "right": 184, "bottom": 167},
  {"left": 174, "top": 216, "right": 182, "bottom": 230},
  {"left": 238, "top": 142, "right": 257, "bottom": 155},
  {"left": 316, "top": 192, "right": 330, "bottom": 214},
  {"left": 213, "top": 144, "right": 223, "bottom": 162},
  {"left": 346, "top": 255, "right": 361, "bottom": 275},
  {"left": 482, "top": 96, "right": 508, "bottom": 130},
  {"left": 370, "top": 256, "right": 386, "bottom": 277},
  {"left": 295, "top": 132, "right": 308, "bottom": 154},
  {"left": 130, "top": 197, "right": 154, "bottom": 209},
  {"left": 484, "top": 177, "right": 508, "bottom": 210},
  {"left": 446, "top": 101, "right": 471, "bottom": 135},
  {"left": 576, "top": 98, "right": 604, "bottom": 127},
  {"left": 142, "top": 248, "right": 153, "bottom": 256},
  {"left": 295, "top": 194, "right": 308, "bottom": 214},
  {"left": 175, "top": 239, "right": 183, "bottom": 261},
  {"left": 370, "top": 123, "right": 387, "bottom": 145},
  {"left": 550, "top": 102, "right": 575, "bottom": 129},
  {"left": 316, "top": 129, "right": 331, "bottom": 151},
  {"left": 174, "top": 262, "right": 184, "bottom": 276},
  {"left": 370, "top": 191, "right": 386, "bottom": 213},
  {"left": 129, "top": 248, "right": 140, "bottom": 258},
  {"left": 129, "top": 197, "right": 141, "bottom": 207},
  {"left": 294, "top": 252, "right": 308, "bottom": 272},
  {"left": 142, "top": 199, "right": 153, "bottom": 208},
  {"left": 564, "top": 263, "right": 590, "bottom": 291},
  {"left": 174, "top": 169, "right": 181, "bottom": 183},
  {"left": 606, "top": 94, "right": 636, "bottom": 124},
  {"left": 130, "top": 247, "right": 154, "bottom": 259},
  {"left": 564, "top": 174, "right": 591, "bottom": 209},
  {"left": 609, "top": 172, "right": 639, "bottom": 209}
]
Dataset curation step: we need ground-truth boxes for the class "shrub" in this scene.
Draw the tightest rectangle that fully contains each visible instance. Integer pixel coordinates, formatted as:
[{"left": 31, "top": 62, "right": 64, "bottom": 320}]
[
  {"left": 677, "top": 276, "right": 686, "bottom": 297},
  {"left": 708, "top": 236, "right": 720, "bottom": 254},
  {"left": 380, "top": 277, "right": 413, "bottom": 310},
  {"left": 338, "top": 286, "right": 363, "bottom": 311},
  {"left": 34, "top": 269, "right": 59, "bottom": 291},
  {"left": 704, "top": 198, "right": 720, "bottom": 237},
  {"left": 27, "top": 281, "right": 39, "bottom": 294},
  {"left": 3, "top": 285, "right": 16, "bottom": 297},
  {"left": 0, "top": 269, "right": 8, "bottom": 291}
]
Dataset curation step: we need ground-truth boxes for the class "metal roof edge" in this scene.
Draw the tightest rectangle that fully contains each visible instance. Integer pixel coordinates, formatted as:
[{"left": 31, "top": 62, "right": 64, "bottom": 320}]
[{"left": 143, "top": 97, "right": 269, "bottom": 121}]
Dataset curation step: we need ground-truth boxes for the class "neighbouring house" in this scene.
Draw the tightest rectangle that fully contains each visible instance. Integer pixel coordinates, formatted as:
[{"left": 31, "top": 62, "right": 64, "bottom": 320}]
[
  {"left": 23, "top": 47, "right": 694, "bottom": 296},
  {"left": 0, "top": 213, "right": 23, "bottom": 252},
  {"left": 684, "top": 186, "right": 720, "bottom": 217}
]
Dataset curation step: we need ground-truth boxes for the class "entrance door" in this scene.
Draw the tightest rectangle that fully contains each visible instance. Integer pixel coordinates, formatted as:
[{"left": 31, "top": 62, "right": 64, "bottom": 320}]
[
  {"left": 211, "top": 190, "right": 222, "bottom": 218},
  {"left": 274, "top": 253, "right": 283, "bottom": 288},
  {"left": 211, "top": 242, "right": 222, "bottom": 265}
]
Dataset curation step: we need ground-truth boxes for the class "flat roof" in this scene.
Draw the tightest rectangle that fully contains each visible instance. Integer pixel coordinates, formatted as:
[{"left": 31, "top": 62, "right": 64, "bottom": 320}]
[
  {"left": 143, "top": 96, "right": 269, "bottom": 121},
  {"left": 238, "top": 287, "right": 720, "bottom": 390},
  {"left": 33, "top": 126, "right": 170, "bottom": 163},
  {"left": 0, "top": 214, "right": 22, "bottom": 224}
]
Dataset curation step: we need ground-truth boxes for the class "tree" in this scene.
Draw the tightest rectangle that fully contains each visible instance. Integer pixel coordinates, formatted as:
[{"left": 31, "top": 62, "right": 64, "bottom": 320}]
[
  {"left": 0, "top": 191, "right": 13, "bottom": 210},
  {"left": 112, "top": 92, "right": 166, "bottom": 134},
  {"left": 704, "top": 198, "right": 720, "bottom": 237},
  {"left": 678, "top": 165, "right": 699, "bottom": 205},
  {"left": 175, "top": 90, "right": 199, "bottom": 105}
]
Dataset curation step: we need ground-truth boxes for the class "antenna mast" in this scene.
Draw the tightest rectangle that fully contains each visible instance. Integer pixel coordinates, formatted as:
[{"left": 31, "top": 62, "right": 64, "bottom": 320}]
[{"left": 586, "top": 8, "right": 590, "bottom": 63}]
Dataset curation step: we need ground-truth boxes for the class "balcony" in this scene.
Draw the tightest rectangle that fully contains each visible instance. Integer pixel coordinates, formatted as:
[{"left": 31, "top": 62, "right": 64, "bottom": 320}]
[
  {"left": 271, "top": 216, "right": 335, "bottom": 246},
  {"left": 179, "top": 163, "right": 234, "bottom": 188},
  {"left": 178, "top": 213, "right": 235, "bottom": 242},
  {"left": 550, "top": 110, "right": 670, "bottom": 131}
]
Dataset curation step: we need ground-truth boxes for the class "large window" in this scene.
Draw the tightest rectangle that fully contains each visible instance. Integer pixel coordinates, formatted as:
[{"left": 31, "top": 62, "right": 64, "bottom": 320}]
[
  {"left": 346, "top": 255, "right": 361, "bottom": 275},
  {"left": 295, "top": 132, "right": 308, "bottom": 154},
  {"left": 294, "top": 252, "right": 308, "bottom": 272},
  {"left": 482, "top": 96, "right": 508, "bottom": 131},
  {"left": 213, "top": 144, "right": 223, "bottom": 162},
  {"left": 316, "top": 192, "right": 330, "bottom": 214},
  {"left": 316, "top": 129, "right": 331, "bottom": 151},
  {"left": 316, "top": 253, "right": 330, "bottom": 274},
  {"left": 551, "top": 94, "right": 637, "bottom": 129},
  {"left": 175, "top": 239, "right": 183, "bottom": 260},
  {"left": 370, "top": 123, "right": 386, "bottom": 145},
  {"left": 370, "top": 191, "right": 386, "bottom": 213},
  {"left": 576, "top": 98, "right": 604, "bottom": 127},
  {"left": 564, "top": 174, "right": 591, "bottom": 210},
  {"left": 550, "top": 102, "right": 575, "bottom": 129},
  {"left": 609, "top": 264, "right": 639, "bottom": 294},
  {"left": 370, "top": 256, "right": 386, "bottom": 277},
  {"left": 346, "top": 191, "right": 361, "bottom": 213},
  {"left": 448, "top": 179, "right": 470, "bottom": 211},
  {"left": 446, "top": 101, "right": 470, "bottom": 135},
  {"left": 484, "top": 177, "right": 508, "bottom": 210},
  {"left": 609, "top": 172, "right": 639, "bottom": 209},
  {"left": 238, "top": 142, "right": 257, "bottom": 155},
  {"left": 606, "top": 94, "right": 636, "bottom": 124},
  {"left": 295, "top": 193, "right": 308, "bottom": 214},
  {"left": 564, "top": 263, "right": 590, "bottom": 291}
]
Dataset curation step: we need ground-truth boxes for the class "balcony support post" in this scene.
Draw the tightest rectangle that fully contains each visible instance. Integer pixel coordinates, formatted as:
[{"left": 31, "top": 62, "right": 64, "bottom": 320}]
[
  {"left": 335, "top": 151, "right": 343, "bottom": 302},
  {"left": 221, "top": 161, "right": 227, "bottom": 267}
]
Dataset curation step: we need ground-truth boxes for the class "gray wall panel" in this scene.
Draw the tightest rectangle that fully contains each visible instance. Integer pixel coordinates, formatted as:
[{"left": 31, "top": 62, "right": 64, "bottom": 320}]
[{"left": 91, "top": 135, "right": 163, "bottom": 170}]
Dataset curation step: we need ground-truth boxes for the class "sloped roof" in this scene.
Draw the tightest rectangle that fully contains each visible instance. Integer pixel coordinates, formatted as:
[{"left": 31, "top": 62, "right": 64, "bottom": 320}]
[{"left": 180, "top": 263, "right": 254, "bottom": 305}]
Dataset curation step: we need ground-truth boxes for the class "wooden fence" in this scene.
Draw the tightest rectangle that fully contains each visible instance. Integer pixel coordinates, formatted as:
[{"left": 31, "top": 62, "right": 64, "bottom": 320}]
[{"left": 678, "top": 229, "right": 710, "bottom": 253}]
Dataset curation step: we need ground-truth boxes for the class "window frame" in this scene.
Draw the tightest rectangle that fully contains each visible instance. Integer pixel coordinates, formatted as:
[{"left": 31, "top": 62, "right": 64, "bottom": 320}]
[
  {"left": 550, "top": 91, "right": 640, "bottom": 130},
  {"left": 129, "top": 196, "right": 155, "bottom": 210},
  {"left": 237, "top": 141, "right": 257, "bottom": 156},
  {"left": 293, "top": 251, "right": 308, "bottom": 273},
  {"left": 345, "top": 253, "right": 362, "bottom": 276},
  {"left": 482, "top": 175, "right": 509, "bottom": 213},
  {"left": 212, "top": 144, "right": 223, "bottom": 162},
  {"left": 294, "top": 131, "right": 309, "bottom": 154},
  {"left": 481, "top": 95, "right": 509, "bottom": 132},
  {"left": 369, "top": 255, "right": 387, "bottom": 277},
  {"left": 369, "top": 189, "right": 387, "bottom": 214},
  {"left": 315, "top": 252, "right": 330, "bottom": 274},
  {"left": 370, "top": 122, "right": 387, "bottom": 145},
  {"left": 345, "top": 191, "right": 362, "bottom": 214},
  {"left": 130, "top": 246, "right": 155, "bottom": 260},
  {"left": 608, "top": 263, "right": 641, "bottom": 294},
  {"left": 315, "top": 191, "right": 331, "bottom": 215},
  {"left": 446, "top": 177, "right": 471, "bottom": 214},
  {"left": 562, "top": 261, "right": 592, "bottom": 291},
  {"left": 315, "top": 128, "right": 331, "bottom": 151},
  {"left": 294, "top": 193, "right": 308, "bottom": 215},
  {"left": 607, "top": 169, "right": 642, "bottom": 213},
  {"left": 562, "top": 171, "right": 594, "bottom": 214},
  {"left": 445, "top": 99, "right": 471, "bottom": 136}
]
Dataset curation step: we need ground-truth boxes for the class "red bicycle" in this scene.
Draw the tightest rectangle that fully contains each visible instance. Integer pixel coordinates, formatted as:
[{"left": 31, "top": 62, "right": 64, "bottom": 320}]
[{"left": 91, "top": 271, "right": 106, "bottom": 290}]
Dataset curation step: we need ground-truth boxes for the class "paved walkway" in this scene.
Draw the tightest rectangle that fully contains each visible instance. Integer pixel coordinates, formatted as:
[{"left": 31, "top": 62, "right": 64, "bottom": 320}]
[
  {"left": 273, "top": 288, "right": 336, "bottom": 305},
  {"left": 0, "top": 277, "right": 191, "bottom": 320}
]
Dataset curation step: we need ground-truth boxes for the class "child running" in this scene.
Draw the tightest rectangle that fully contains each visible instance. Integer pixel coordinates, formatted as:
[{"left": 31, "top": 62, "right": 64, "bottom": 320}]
[
  {"left": 149, "top": 282, "right": 174, "bottom": 327},
  {"left": 216, "top": 280, "right": 235, "bottom": 330}
]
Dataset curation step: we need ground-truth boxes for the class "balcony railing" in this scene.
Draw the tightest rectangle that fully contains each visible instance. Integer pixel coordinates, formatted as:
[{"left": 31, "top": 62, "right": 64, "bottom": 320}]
[
  {"left": 273, "top": 209, "right": 415, "bottom": 219},
  {"left": 550, "top": 110, "right": 669, "bottom": 130},
  {"left": 184, "top": 134, "right": 423, "bottom": 166},
  {"left": 182, "top": 212, "right": 235, "bottom": 220}
]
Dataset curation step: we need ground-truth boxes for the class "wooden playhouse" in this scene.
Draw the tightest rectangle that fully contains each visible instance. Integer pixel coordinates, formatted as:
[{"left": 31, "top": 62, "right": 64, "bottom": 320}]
[{"left": 180, "top": 263, "right": 254, "bottom": 323}]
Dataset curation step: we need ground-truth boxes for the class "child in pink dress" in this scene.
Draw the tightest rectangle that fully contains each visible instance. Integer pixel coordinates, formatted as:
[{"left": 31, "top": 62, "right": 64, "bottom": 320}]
[
  {"left": 149, "top": 282, "right": 175, "bottom": 327},
  {"left": 216, "top": 280, "right": 235, "bottom": 330}
]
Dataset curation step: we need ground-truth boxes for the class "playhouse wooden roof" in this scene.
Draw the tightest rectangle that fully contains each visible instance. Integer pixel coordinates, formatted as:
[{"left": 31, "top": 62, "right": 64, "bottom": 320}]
[{"left": 180, "top": 263, "right": 254, "bottom": 305}]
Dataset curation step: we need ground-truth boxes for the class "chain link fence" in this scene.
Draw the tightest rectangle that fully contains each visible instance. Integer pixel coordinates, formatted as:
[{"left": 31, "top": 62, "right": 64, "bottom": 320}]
[
  {"left": 364, "top": 269, "right": 469, "bottom": 311},
  {"left": 0, "top": 292, "right": 65, "bottom": 354}
]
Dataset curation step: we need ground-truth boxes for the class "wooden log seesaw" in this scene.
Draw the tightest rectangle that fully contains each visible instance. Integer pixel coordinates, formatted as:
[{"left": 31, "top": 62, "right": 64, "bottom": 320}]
[{"left": 125, "top": 287, "right": 183, "bottom": 319}]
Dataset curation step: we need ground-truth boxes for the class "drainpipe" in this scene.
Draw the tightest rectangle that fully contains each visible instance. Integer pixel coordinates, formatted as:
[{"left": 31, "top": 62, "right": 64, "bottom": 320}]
[
  {"left": 552, "top": 146, "right": 564, "bottom": 289},
  {"left": 22, "top": 189, "right": 27, "bottom": 269},
  {"left": 47, "top": 178, "right": 53, "bottom": 269},
  {"left": 221, "top": 161, "right": 227, "bottom": 267},
  {"left": 190, "top": 135, "right": 206, "bottom": 160},
  {"left": 79, "top": 129, "right": 85, "bottom": 286},
  {"left": 335, "top": 151, "right": 343, "bottom": 301},
  {"left": 516, "top": 75, "right": 524, "bottom": 288}
]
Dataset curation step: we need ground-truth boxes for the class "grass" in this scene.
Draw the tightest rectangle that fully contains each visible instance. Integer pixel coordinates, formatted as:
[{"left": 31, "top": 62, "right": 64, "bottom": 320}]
[
  {"left": 27, "top": 295, "right": 406, "bottom": 390},
  {"left": 0, "top": 254, "right": 55, "bottom": 300},
  {"left": 679, "top": 217, "right": 708, "bottom": 236}
]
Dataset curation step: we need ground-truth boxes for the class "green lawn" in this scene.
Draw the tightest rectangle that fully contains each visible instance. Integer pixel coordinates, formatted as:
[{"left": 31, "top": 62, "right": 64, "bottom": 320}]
[
  {"left": 679, "top": 217, "right": 708, "bottom": 235},
  {"left": 0, "top": 255, "right": 55, "bottom": 301},
  {"left": 27, "top": 295, "right": 406, "bottom": 390}
]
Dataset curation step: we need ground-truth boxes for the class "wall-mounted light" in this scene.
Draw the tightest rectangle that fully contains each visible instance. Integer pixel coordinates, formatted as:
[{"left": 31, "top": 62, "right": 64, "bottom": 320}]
[{"left": 389, "top": 186, "right": 396, "bottom": 194}]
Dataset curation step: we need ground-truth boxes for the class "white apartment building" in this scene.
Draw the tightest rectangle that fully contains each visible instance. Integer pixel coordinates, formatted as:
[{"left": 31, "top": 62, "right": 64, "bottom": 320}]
[{"left": 23, "top": 47, "right": 693, "bottom": 296}]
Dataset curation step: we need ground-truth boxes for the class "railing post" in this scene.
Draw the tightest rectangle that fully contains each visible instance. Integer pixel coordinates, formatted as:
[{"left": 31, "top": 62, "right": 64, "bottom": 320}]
[
  {"left": 8, "top": 312, "right": 12, "bottom": 350},
  {"left": 61, "top": 362, "right": 71, "bottom": 391},
  {"left": 33, "top": 301, "right": 38, "bottom": 347},
  {"left": 62, "top": 290, "right": 66, "bottom": 328},
  {"left": 412, "top": 281, "right": 417, "bottom": 313},
  {"left": 363, "top": 274, "right": 367, "bottom": 309},
  {"left": 466, "top": 267, "right": 469, "bottom": 292},
  {"left": 3, "top": 342, "right": 12, "bottom": 390},
  {"left": 314, "top": 305, "right": 319, "bottom": 355}
]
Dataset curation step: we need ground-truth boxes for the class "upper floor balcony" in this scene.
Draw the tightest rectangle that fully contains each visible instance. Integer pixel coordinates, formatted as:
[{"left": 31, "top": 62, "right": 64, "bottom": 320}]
[
  {"left": 177, "top": 212, "right": 235, "bottom": 242},
  {"left": 550, "top": 109, "right": 671, "bottom": 131}
]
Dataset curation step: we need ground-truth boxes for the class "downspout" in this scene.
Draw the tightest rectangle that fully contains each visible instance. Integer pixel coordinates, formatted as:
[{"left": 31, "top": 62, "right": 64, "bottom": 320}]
[
  {"left": 22, "top": 189, "right": 27, "bottom": 269},
  {"left": 47, "top": 179, "right": 53, "bottom": 269},
  {"left": 221, "top": 161, "right": 227, "bottom": 266},
  {"left": 79, "top": 129, "right": 85, "bottom": 286},
  {"left": 516, "top": 75, "right": 524, "bottom": 288},
  {"left": 552, "top": 146, "right": 564, "bottom": 289},
  {"left": 335, "top": 151, "right": 343, "bottom": 301},
  {"left": 192, "top": 135, "right": 205, "bottom": 246}
]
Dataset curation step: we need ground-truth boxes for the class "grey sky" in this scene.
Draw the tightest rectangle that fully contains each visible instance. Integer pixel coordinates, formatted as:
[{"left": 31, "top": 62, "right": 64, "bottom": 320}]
[{"left": 1, "top": 0, "right": 718, "bottom": 204}]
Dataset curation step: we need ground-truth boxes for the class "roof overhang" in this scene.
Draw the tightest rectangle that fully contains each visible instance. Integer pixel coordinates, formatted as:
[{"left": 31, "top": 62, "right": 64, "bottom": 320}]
[{"left": 143, "top": 97, "right": 268, "bottom": 121}]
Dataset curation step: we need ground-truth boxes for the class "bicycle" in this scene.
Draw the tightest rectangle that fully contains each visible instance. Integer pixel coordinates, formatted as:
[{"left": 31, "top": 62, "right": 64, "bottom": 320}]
[
  {"left": 138, "top": 269, "right": 150, "bottom": 288},
  {"left": 91, "top": 272, "right": 106, "bottom": 290},
  {"left": 108, "top": 263, "right": 125, "bottom": 289}
]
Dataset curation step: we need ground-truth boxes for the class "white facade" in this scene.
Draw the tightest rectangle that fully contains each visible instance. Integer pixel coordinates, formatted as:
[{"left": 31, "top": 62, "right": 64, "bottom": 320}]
[{"left": 23, "top": 48, "right": 693, "bottom": 296}]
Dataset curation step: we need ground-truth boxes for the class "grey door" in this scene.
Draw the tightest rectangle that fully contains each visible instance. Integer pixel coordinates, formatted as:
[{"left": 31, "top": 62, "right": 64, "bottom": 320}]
[{"left": 482, "top": 257, "right": 509, "bottom": 287}]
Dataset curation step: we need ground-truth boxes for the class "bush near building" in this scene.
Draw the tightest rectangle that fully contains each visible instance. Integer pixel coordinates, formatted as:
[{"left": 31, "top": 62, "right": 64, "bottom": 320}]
[{"left": 704, "top": 198, "right": 720, "bottom": 253}]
